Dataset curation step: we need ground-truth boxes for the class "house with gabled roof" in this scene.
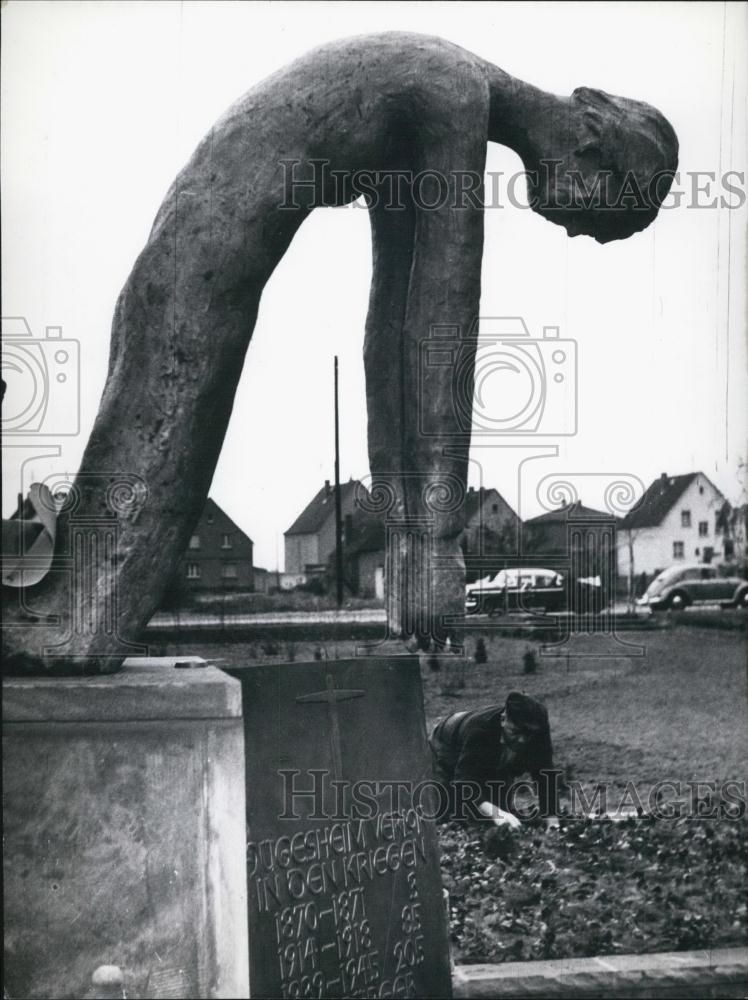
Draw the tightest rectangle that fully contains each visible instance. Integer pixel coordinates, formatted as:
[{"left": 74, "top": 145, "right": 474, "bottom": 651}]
[
  {"left": 461, "top": 486, "right": 520, "bottom": 554},
  {"left": 343, "top": 484, "right": 521, "bottom": 597},
  {"left": 617, "top": 471, "right": 727, "bottom": 580},
  {"left": 460, "top": 486, "right": 521, "bottom": 583},
  {"left": 284, "top": 479, "right": 363, "bottom": 577},
  {"left": 177, "top": 497, "right": 254, "bottom": 591},
  {"left": 523, "top": 500, "right": 619, "bottom": 586},
  {"left": 344, "top": 513, "right": 387, "bottom": 599}
]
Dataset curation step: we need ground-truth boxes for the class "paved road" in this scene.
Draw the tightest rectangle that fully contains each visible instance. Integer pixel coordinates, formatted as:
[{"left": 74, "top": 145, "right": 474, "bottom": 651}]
[
  {"left": 147, "top": 602, "right": 739, "bottom": 630},
  {"left": 149, "top": 608, "right": 388, "bottom": 628}
]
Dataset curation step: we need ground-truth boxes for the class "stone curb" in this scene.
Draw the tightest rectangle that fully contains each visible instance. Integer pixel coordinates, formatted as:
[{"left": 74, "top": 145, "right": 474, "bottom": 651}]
[{"left": 452, "top": 946, "right": 748, "bottom": 998}]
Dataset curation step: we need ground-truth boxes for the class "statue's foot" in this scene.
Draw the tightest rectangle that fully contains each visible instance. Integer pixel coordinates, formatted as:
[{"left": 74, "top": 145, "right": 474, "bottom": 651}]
[{"left": 2, "top": 590, "right": 126, "bottom": 676}]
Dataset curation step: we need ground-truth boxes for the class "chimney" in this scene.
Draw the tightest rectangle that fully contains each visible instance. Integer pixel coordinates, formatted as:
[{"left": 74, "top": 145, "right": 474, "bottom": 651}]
[
  {"left": 468, "top": 486, "right": 474, "bottom": 494},
  {"left": 324, "top": 479, "right": 331, "bottom": 495}
]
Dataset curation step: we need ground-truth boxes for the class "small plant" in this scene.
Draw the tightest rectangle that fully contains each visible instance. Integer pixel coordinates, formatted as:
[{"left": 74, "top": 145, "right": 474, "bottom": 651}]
[
  {"left": 313, "top": 645, "right": 324, "bottom": 661},
  {"left": 483, "top": 822, "right": 520, "bottom": 860},
  {"left": 522, "top": 647, "right": 538, "bottom": 674},
  {"left": 474, "top": 637, "right": 488, "bottom": 665},
  {"left": 261, "top": 638, "right": 279, "bottom": 656},
  {"left": 284, "top": 640, "right": 298, "bottom": 662}
]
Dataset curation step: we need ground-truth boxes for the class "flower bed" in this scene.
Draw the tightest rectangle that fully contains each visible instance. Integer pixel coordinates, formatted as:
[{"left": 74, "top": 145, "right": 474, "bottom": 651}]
[{"left": 440, "top": 816, "right": 747, "bottom": 964}]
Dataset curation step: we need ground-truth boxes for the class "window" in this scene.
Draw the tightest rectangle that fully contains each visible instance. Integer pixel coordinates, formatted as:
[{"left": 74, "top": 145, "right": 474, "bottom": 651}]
[
  {"left": 492, "top": 503, "right": 499, "bottom": 513},
  {"left": 673, "top": 541, "right": 684, "bottom": 559},
  {"left": 221, "top": 563, "right": 238, "bottom": 579},
  {"left": 680, "top": 511, "right": 691, "bottom": 528},
  {"left": 189, "top": 534, "right": 201, "bottom": 549},
  {"left": 698, "top": 521, "right": 708, "bottom": 537},
  {"left": 724, "top": 539, "right": 735, "bottom": 559},
  {"left": 221, "top": 533, "right": 232, "bottom": 549},
  {"left": 699, "top": 485, "right": 704, "bottom": 495},
  {"left": 186, "top": 563, "right": 201, "bottom": 579}
]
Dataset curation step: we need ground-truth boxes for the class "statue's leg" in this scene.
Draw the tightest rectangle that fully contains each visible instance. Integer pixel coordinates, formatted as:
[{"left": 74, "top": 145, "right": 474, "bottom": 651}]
[
  {"left": 3, "top": 182, "right": 304, "bottom": 670},
  {"left": 364, "top": 129, "right": 487, "bottom": 649},
  {"left": 363, "top": 191, "right": 416, "bottom": 638}
]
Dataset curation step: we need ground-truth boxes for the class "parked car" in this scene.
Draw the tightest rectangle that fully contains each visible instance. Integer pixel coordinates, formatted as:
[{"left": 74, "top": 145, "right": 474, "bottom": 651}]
[
  {"left": 465, "top": 567, "right": 603, "bottom": 615},
  {"left": 637, "top": 564, "right": 748, "bottom": 611}
]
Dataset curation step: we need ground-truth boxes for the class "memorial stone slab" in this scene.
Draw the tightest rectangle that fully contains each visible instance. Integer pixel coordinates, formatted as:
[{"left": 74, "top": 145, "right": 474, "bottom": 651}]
[{"left": 225, "top": 657, "right": 452, "bottom": 1000}]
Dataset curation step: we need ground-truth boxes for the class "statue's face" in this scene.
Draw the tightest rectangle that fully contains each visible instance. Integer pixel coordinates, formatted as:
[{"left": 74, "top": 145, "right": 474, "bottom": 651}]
[{"left": 527, "top": 89, "right": 678, "bottom": 244}]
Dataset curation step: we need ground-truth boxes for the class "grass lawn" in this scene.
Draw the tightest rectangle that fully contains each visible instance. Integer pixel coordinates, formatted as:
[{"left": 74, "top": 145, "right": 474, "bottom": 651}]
[
  {"left": 162, "top": 625, "right": 747, "bottom": 963},
  {"left": 164, "top": 625, "right": 747, "bottom": 798}
]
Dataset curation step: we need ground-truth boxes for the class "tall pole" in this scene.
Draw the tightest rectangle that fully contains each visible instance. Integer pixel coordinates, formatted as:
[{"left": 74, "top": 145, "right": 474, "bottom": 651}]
[{"left": 334, "top": 356, "right": 344, "bottom": 607}]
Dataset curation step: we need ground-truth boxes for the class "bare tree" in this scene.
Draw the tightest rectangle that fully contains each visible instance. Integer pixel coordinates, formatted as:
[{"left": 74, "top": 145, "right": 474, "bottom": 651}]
[{"left": 624, "top": 527, "right": 645, "bottom": 615}]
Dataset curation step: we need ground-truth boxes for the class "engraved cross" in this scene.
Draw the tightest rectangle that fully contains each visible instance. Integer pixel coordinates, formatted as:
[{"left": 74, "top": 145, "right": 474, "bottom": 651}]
[{"left": 295, "top": 673, "right": 365, "bottom": 781}]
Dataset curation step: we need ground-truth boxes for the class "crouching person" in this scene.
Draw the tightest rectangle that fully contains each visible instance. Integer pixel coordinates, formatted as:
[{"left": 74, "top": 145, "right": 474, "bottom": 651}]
[{"left": 429, "top": 692, "right": 561, "bottom": 830}]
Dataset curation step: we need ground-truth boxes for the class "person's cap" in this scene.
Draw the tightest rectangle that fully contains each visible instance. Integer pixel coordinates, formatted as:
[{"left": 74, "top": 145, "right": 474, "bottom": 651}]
[{"left": 504, "top": 691, "right": 548, "bottom": 733}]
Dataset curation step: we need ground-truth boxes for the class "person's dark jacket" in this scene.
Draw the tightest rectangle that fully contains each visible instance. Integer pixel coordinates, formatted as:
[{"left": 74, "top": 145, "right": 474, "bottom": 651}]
[{"left": 429, "top": 703, "right": 560, "bottom": 821}]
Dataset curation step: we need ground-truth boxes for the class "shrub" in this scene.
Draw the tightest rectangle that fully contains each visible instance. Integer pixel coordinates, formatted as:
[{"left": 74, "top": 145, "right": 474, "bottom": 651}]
[{"left": 522, "top": 647, "right": 538, "bottom": 674}]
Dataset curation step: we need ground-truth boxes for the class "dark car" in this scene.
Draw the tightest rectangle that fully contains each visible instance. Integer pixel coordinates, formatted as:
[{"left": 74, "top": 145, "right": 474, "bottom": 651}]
[
  {"left": 465, "top": 567, "right": 603, "bottom": 616},
  {"left": 638, "top": 563, "right": 748, "bottom": 611},
  {"left": 466, "top": 568, "right": 562, "bottom": 615}
]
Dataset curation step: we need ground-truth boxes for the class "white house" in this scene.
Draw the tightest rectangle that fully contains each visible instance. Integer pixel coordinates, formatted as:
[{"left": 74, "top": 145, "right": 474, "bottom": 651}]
[
  {"left": 284, "top": 479, "right": 363, "bottom": 577},
  {"left": 617, "top": 472, "right": 727, "bottom": 582}
]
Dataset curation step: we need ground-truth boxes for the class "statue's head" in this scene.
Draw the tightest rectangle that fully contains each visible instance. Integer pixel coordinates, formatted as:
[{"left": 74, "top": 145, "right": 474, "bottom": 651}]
[{"left": 528, "top": 88, "right": 679, "bottom": 243}]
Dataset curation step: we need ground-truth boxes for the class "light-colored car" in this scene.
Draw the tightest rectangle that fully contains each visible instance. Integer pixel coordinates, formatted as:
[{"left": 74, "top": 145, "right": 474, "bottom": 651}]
[{"left": 638, "top": 563, "right": 748, "bottom": 611}]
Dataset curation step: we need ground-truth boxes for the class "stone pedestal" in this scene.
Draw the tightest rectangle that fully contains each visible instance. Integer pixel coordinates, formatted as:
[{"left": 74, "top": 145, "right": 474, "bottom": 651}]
[{"left": 3, "top": 658, "right": 249, "bottom": 1000}]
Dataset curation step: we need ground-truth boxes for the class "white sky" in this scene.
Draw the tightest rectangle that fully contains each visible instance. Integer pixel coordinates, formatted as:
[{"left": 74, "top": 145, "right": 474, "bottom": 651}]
[{"left": 2, "top": 1, "right": 746, "bottom": 571}]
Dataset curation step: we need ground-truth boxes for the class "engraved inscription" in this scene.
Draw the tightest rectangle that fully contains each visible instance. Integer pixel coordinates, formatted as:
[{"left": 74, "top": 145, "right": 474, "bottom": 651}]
[{"left": 248, "top": 810, "right": 428, "bottom": 998}]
